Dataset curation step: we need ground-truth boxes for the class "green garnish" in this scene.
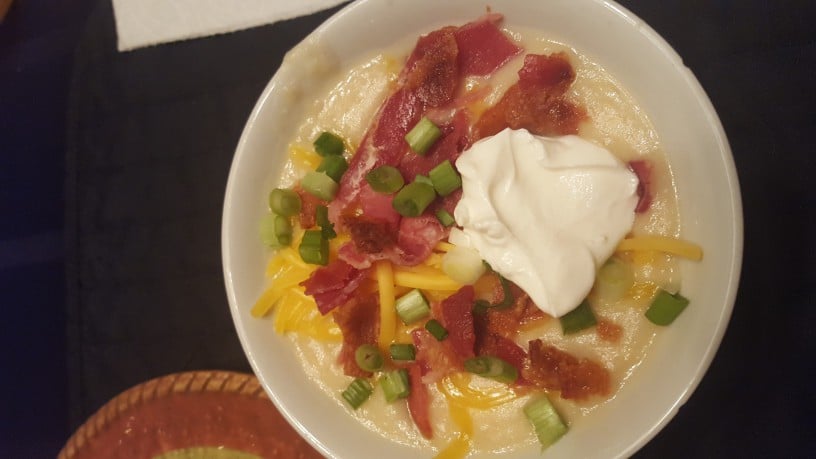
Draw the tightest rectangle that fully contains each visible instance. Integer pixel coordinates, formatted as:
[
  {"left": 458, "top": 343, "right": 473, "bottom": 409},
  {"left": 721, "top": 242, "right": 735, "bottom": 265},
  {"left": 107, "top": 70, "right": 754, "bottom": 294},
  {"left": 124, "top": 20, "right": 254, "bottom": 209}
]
[
  {"left": 392, "top": 182, "right": 436, "bottom": 217},
  {"left": 560, "top": 300, "right": 597, "bottom": 334},
  {"left": 365, "top": 165, "right": 405, "bottom": 194},
  {"left": 405, "top": 116, "right": 442, "bottom": 155},
  {"left": 645, "top": 289, "right": 690, "bottom": 326},
  {"left": 313, "top": 131, "right": 345, "bottom": 157}
]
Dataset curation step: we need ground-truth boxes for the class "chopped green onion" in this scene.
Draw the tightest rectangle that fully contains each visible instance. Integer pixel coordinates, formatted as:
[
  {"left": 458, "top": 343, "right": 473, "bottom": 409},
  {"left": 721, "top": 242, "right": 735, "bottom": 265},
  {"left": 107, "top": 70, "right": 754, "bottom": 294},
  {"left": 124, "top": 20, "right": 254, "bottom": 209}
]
[
  {"left": 435, "top": 209, "right": 455, "bottom": 227},
  {"left": 645, "top": 289, "right": 690, "bottom": 326},
  {"left": 381, "top": 369, "right": 410, "bottom": 402},
  {"left": 274, "top": 214, "right": 293, "bottom": 246},
  {"left": 354, "top": 344, "right": 384, "bottom": 372},
  {"left": 413, "top": 174, "right": 433, "bottom": 186},
  {"left": 560, "top": 300, "right": 597, "bottom": 334},
  {"left": 300, "top": 171, "right": 338, "bottom": 201},
  {"left": 316, "top": 154, "right": 349, "bottom": 183},
  {"left": 298, "top": 230, "right": 329, "bottom": 265},
  {"left": 259, "top": 214, "right": 290, "bottom": 248},
  {"left": 463, "top": 356, "right": 518, "bottom": 384},
  {"left": 268, "top": 188, "right": 301, "bottom": 217},
  {"left": 313, "top": 131, "right": 345, "bottom": 157},
  {"left": 405, "top": 116, "right": 442, "bottom": 155},
  {"left": 365, "top": 166, "right": 405, "bottom": 194},
  {"left": 392, "top": 182, "right": 436, "bottom": 217},
  {"left": 429, "top": 160, "right": 462, "bottom": 196},
  {"left": 594, "top": 257, "right": 634, "bottom": 302},
  {"left": 395, "top": 289, "right": 431, "bottom": 324},
  {"left": 424, "top": 319, "right": 448, "bottom": 341},
  {"left": 389, "top": 343, "right": 416, "bottom": 361},
  {"left": 341, "top": 378, "right": 373, "bottom": 409},
  {"left": 524, "top": 396, "right": 568, "bottom": 449},
  {"left": 315, "top": 205, "right": 336, "bottom": 239}
]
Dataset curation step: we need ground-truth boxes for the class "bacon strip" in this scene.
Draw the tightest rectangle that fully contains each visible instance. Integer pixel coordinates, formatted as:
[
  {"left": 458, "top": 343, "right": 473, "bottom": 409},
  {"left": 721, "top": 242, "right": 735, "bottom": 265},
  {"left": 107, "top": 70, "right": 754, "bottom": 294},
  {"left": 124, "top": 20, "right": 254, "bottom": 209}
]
[
  {"left": 454, "top": 13, "right": 521, "bottom": 76},
  {"left": 338, "top": 215, "right": 445, "bottom": 269},
  {"left": 406, "top": 363, "right": 433, "bottom": 439},
  {"left": 474, "top": 52, "right": 587, "bottom": 139},
  {"left": 332, "top": 294, "right": 380, "bottom": 378},
  {"left": 301, "top": 259, "right": 370, "bottom": 315},
  {"left": 412, "top": 328, "right": 460, "bottom": 384},
  {"left": 438, "top": 286, "right": 476, "bottom": 359},
  {"left": 523, "top": 339, "right": 611, "bottom": 400}
]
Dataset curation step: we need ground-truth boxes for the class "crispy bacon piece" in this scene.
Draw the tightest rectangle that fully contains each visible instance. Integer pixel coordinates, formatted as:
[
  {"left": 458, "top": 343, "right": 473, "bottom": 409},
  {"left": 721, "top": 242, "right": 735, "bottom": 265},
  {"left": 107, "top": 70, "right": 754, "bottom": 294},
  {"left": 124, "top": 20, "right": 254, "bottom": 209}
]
[
  {"left": 343, "top": 215, "right": 398, "bottom": 254},
  {"left": 301, "top": 259, "right": 370, "bottom": 315},
  {"left": 338, "top": 214, "right": 445, "bottom": 269},
  {"left": 454, "top": 13, "right": 522, "bottom": 76},
  {"left": 523, "top": 339, "right": 611, "bottom": 400},
  {"left": 404, "top": 27, "right": 460, "bottom": 107},
  {"left": 332, "top": 293, "right": 380, "bottom": 378},
  {"left": 412, "top": 328, "right": 460, "bottom": 384},
  {"left": 628, "top": 159, "right": 653, "bottom": 213},
  {"left": 407, "top": 364, "right": 433, "bottom": 439},
  {"left": 597, "top": 319, "right": 623, "bottom": 343},
  {"left": 438, "top": 286, "right": 476, "bottom": 359},
  {"left": 294, "top": 185, "right": 326, "bottom": 229},
  {"left": 477, "top": 277, "right": 549, "bottom": 339},
  {"left": 474, "top": 52, "right": 587, "bottom": 139}
]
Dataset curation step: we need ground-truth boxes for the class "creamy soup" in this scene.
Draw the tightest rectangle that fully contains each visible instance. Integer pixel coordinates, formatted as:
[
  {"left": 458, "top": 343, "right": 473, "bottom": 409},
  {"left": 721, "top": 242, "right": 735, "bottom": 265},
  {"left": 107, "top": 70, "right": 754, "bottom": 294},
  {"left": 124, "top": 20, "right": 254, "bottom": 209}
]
[{"left": 254, "top": 17, "right": 694, "bottom": 458}]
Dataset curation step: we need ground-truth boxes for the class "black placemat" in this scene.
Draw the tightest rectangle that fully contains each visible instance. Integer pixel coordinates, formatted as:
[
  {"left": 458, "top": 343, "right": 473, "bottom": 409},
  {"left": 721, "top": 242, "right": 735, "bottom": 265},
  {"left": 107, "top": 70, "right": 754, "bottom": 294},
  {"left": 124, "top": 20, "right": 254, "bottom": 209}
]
[{"left": 65, "top": 0, "right": 348, "bottom": 428}]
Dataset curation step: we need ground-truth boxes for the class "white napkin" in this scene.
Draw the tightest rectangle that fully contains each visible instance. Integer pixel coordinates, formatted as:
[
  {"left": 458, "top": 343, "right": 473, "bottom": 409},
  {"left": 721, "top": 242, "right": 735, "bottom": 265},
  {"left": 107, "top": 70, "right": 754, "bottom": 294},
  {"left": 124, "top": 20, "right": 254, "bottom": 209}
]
[{"left": 111, "top": 0, "right": 348, "bottom": 51}]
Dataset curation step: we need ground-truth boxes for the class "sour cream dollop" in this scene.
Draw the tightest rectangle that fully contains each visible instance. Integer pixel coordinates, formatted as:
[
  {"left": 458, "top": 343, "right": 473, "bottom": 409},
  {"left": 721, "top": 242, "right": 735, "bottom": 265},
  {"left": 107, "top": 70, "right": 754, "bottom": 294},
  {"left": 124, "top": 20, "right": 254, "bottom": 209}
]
[{"left": 452, "top": 128, "right": 639, "bottom": 318}]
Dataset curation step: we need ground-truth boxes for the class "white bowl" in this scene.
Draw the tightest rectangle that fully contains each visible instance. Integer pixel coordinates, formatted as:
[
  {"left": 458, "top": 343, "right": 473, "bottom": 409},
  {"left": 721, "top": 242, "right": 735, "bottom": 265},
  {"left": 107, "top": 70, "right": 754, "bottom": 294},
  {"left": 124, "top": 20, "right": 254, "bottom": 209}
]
[{"left": 222, "top": 0, "right": 743, "bottom": 457}]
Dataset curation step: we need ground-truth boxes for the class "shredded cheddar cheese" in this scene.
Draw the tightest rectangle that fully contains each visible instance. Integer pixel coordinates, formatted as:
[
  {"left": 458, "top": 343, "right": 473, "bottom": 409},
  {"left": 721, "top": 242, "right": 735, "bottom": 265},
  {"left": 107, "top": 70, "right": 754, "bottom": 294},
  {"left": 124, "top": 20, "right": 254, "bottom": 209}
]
[
  {"left": 376, "top": 260, "right": 397, "bottom": 350},
  {"left": 288, "top": 144, "right": 322, "bottom": 171},
  {"left": 616, "top": 235, "right": 703, "bottom": 261}
]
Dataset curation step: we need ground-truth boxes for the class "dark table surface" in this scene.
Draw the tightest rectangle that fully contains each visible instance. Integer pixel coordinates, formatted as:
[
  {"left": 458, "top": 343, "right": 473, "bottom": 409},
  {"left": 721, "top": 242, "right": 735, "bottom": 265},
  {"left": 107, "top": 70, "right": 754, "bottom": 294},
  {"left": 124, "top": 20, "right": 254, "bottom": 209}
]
[{"left": 1, "top": 0, "right": 814, "bottom": 457}]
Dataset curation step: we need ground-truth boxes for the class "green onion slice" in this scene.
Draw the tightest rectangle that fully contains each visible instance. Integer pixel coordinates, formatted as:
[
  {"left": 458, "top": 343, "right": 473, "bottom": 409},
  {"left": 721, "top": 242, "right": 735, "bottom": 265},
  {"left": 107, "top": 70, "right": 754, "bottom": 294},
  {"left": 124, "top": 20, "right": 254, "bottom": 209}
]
[
  {"left": 645, "top": 289, "right": 690, "bottom": 326},
  {"left": 268, "top": 188, "right": 301, "bottom": 217},
  {"left": 300, "top": 171, "right": 338, "bottom": 201},
  {"left": 392, "top": 182, "right": 436, "bottom": 217},
  {"left": 524, "top": 396, "right": 568, "bottom": 449},
  {"left": 354, "top": 344, "right": 384, "bottom": 372},
  {"left": 463, "top": 356, "right": 518, "bottom": 384},
  {"left": 365, "top": 165, "right": 405, "bottom": 194},
  {"left": 435, "top": 209, "right": 455, "bottom": 227},
  {"left": 341, "top": 378, "right": 373, "bottom": 409},
  {"left": 315, "top": 205, "right": 336, "bottom": 239},
  {"left": 405, "top": 116, "right": 442, "bottom": 155},
  {"left": 413, "top": 174, "right": 433, "bottom": 186},
  {"left": 429, "top": 160, "right": 462, "bottom": 196},
  {"left": 395, "top": 289, "right": 431, "bottom": 324},
  {"left": 381, "top": 369, "right": 410, "bottom": 402},
  {"left": 313, "top": 131, "right": 345, "bottom": 157},
  {"left": 259, "top": 214, "right": 289, "bottom": 248},
  {"left": 316, "top": 154, "right": 349, "bottom": 183},
  {"left": 560, "top": 300, "right": 597, "bottom": 334},
  {"left": 389, "top": 343, "right": 416, "bottom": 361},
  {"left": 298, "top": 230, "right": 329, "bottom": 265},
  {"left": 424, "top": 319, "right": 448, "bottom": 341}
]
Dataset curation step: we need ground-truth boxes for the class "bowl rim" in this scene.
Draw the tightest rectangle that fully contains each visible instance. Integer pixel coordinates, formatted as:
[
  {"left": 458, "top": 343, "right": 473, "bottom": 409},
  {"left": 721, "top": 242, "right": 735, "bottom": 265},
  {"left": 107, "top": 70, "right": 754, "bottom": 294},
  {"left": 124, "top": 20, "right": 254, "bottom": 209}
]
[{"left": 222, "top": 0, "right": 744, "bottom": 457}]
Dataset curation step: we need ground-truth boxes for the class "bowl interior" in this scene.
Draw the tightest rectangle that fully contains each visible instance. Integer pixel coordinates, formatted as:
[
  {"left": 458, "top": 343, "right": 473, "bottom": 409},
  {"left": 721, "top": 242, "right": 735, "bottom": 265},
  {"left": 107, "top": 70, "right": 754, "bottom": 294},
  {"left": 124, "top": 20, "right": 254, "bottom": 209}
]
[{"left": 222, "top": 0, "right": 742, "bottom": 457}]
